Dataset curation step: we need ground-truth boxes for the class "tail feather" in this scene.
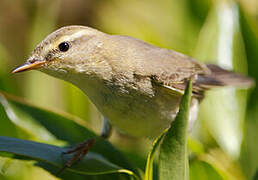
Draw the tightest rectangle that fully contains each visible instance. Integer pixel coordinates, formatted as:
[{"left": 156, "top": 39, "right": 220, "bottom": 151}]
[{"left": 196, "top": 64, "right": 255, "bottom": 89}]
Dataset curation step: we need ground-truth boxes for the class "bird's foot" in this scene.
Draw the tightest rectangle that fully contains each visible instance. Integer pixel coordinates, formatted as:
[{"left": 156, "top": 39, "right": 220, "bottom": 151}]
[{"left": 58, "top": 138, "right": 95, "bottom": 174}]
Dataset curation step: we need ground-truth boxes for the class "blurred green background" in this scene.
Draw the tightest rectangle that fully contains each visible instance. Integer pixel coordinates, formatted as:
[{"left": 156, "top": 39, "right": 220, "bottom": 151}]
[{"left": 0, "top": 0, "right": 257, "bottom": 179}]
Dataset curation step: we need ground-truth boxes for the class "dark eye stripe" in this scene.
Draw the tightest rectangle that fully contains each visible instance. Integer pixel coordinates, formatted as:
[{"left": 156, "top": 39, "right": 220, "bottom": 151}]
[
  {"left": 45, "top": 53, "right": 53, "bottom": 61},
  {"left": 29, "top": 59, "right": 37, "bottom": 64}
]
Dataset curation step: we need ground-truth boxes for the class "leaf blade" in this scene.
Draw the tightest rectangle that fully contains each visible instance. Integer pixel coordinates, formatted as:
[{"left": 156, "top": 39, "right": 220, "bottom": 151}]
[
  {"left": 159, "top": 80, "right": 192, "bottom": 180},
  {"left": 0, "top": 136, "right": 137, "bottom": 178},
  {"left": 0, "top": 91, "right": 139, "bottom": 177},
  {"left": 144, "top": 129, "right": 167, "bottom": 180}
]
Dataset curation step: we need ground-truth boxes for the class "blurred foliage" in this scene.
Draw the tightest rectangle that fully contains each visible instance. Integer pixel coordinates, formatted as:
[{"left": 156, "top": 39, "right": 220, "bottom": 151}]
[{"left": 0, "top": 0, "right": 257, "bottom": 179}]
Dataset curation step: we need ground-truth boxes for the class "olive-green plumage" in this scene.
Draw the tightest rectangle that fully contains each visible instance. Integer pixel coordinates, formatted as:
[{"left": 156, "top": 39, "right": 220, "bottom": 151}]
[{"left": 13, "top": 25, "right": 253, "bottom": 137}]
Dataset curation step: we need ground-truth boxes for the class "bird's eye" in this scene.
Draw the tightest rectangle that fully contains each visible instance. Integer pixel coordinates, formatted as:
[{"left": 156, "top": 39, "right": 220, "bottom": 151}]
[{"left": 58, "top": 42, "right": 70, "bottom": 52}]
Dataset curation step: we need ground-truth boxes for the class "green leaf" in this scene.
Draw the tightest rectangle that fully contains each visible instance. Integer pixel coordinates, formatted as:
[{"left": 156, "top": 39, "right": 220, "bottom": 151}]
[
  {"left": 189, "top": 160, "right": 223, "bottom": 180},
  {"left": 198, "top": 149, "right": 245, "bottom": 180},
  {"left": 0, "top": 98, "right": 19, "bottom": 138},
  {"left": 0, "top": 91, "right": 95, "bottom": 144},
  {"left": 0, "top": 136, "right": 138, "bottom": 179},
  {"left": 0, "top": 91, "right": 139, "bottom": 178},
  {"left": 144, "top": 129, "right": 167, "bottom": 180},
  {"left": 37, "top": 162, "right": 135, "bottom": 180},
  {"left": 159, "top": 81, "right": 192, "bottom": 180}
]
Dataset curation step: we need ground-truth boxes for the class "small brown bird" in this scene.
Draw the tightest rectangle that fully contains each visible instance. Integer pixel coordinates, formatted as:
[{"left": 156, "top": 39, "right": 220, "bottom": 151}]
[{"left": 12, "top": 25, "right": 253, "bottom": 170}]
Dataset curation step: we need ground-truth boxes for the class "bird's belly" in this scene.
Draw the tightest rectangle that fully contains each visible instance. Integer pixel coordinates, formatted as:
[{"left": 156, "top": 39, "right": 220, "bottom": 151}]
[
  {"left": 92, "top": 88, "right": 182, "bottom": 138},
  {"left": 74, "top": 76, "right": 182, "bottom": 137}
]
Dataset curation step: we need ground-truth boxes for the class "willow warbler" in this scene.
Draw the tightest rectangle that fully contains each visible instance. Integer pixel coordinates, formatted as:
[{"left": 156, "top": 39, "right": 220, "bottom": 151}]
[{"left": 12, "top": 25, "right": 253, "bottom": 170}]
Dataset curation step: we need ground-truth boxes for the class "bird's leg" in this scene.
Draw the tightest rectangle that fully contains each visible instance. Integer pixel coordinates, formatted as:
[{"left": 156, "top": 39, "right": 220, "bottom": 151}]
[
  {"left": 100, "top": 117, "right": 113, "bottom": 139},
  {"left": 58, "top": 117, "right": 112, "bottom": 174}
]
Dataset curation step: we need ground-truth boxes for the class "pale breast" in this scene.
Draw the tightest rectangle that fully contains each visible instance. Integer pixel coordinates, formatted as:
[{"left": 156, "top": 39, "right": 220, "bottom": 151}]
[{"left": 82, "top": 76, "right": 182, "bottom": 137}]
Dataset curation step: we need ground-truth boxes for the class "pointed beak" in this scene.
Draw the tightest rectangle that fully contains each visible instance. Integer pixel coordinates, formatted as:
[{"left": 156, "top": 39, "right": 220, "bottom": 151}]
[{"left": 12, "top": 60, "right": 46, "bottom": 74}]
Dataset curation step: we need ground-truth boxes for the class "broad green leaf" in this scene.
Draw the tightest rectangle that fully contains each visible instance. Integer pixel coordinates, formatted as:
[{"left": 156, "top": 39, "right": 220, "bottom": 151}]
[
  {"left": 0, "top": 136, "right": 138, "bottom": 179},
  {"left": 37, "top": 161, "right": 135, "bottom": 180},
  {"left": 144, "top": 129, "right": 167, "bottom": 180},
  {"left": 199, "top": 149, "right": 245, "bottom": 180},
  {"left": 159, "top": 81, "right": 192, "bottom": 180},
  {"left": 0, "top": 91, "right": 95, "bottom": 144},
  {"left": 0, "top": 97, "right": 19, "bottom": 138},
  {"left": 190, "top": 160, "right": 223, "bottom": 180},
  {"left": 0, "top": 91, "right": 139, "bottom": 178}
]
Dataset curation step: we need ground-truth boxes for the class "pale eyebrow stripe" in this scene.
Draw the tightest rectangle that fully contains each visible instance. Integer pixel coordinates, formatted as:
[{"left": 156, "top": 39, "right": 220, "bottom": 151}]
[
  {"left": 43, "top": 29, "right": 95, "bottom": 52},
  {"left": 58, "top": 30, "right": 90, "bottom": 43}
]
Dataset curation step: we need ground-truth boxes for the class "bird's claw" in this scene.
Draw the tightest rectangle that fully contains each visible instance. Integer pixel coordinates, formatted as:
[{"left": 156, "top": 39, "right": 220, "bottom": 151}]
[{"left": 57, "top": 138, "right": 95, "bottom": 175}]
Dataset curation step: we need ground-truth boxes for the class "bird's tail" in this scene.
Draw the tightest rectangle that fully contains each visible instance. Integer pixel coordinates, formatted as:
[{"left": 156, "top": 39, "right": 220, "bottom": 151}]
[{"left": 196, "top": 64, "right": 255, "bottom": 89}]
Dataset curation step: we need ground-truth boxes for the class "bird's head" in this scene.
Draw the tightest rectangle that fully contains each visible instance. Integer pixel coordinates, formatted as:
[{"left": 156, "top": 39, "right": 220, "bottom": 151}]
[{"left": 12, "top": 26, "right": 107, "bottom": 79}]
